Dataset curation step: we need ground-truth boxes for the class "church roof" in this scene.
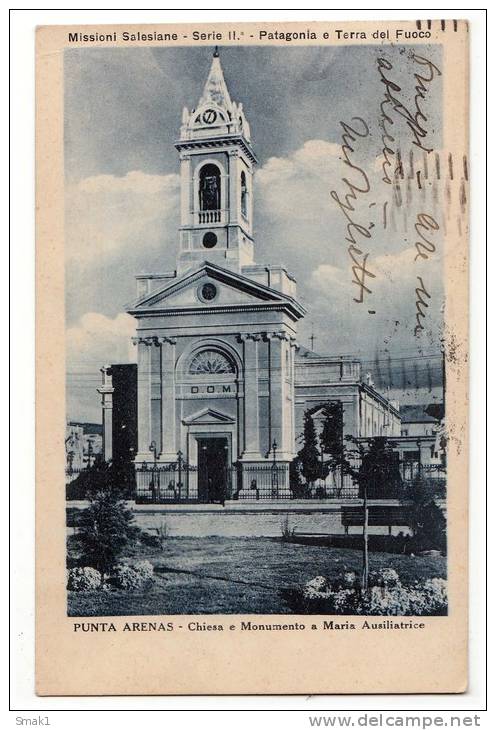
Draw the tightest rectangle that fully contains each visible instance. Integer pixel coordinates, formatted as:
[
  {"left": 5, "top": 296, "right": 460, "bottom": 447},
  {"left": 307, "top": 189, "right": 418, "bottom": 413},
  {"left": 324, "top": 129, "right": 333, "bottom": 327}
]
[
  {"left": 127, "top": 260, "right": 305, "bottom": 321},
  {"left": 197, "top": 50, "right": 233, "bottom": 113}
]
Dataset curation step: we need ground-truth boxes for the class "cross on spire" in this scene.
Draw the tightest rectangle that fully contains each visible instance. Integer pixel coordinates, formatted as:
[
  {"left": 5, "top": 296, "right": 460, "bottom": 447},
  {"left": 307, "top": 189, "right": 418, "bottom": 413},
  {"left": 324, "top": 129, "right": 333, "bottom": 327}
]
[{"left": 309, "top": 324, "right": 317, "bottom": 352}]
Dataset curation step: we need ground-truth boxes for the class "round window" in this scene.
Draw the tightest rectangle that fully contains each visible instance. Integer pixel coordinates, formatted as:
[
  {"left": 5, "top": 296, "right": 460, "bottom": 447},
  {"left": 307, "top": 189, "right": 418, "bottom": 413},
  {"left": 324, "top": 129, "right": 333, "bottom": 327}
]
[
  {"left": 199, "top": 282, "right": 217, "bottom": 302},
  {"left": 202, "top": 231, "right": 218, "bottom": 249}
]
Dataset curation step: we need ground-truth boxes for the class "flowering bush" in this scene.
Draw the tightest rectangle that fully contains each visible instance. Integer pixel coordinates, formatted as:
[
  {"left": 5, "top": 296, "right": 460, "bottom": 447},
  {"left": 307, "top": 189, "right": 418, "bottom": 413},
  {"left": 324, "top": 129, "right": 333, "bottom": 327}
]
[
  {"left": 303, "top": 576, "right": 333, "bottom": 600},
  {"left": 410, "top": 577, "right": 448, "bottom": 615},
  {"left": 291, "top": 569, "right": 447, "bottom": 616},
  {"left": 343, "top": 571, "right": 358, "bottom": 587},
  {"left": 377, "top": 568, "right": 401, "bottom": 589},
  {"left": 112, "top": 560, "right": 154, "bottom": 591},
  {"left": 332, "top": 588, "right": 360, "bottom": 613},
  {"left": 67, "top": 566, "right": 102, "bottom": 592},
  {"left": 133, "top": 560, "right": 154, "bottom": 581}
]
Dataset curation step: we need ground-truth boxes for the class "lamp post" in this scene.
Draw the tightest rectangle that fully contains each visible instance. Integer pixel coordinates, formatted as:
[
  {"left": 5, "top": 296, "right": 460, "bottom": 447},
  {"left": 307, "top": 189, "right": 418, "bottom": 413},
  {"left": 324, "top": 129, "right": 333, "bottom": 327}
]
[
  {"left": 177, "top": 449, "right": 184, "bottom": 500},
  {"left": 362, "top": 478, "right": 369, "bottom": 592},
  {"left": 149, "top": 440, "right": 159, "bottom": 500},
  {"left": 223, "top": 443, "right": 229, "bottom": 504},
  {"left": 320, "top": 444, "right": 326, "bottom": 497},
  {"left": 270, "top": 439, "right": 278, "bottom": 498}
]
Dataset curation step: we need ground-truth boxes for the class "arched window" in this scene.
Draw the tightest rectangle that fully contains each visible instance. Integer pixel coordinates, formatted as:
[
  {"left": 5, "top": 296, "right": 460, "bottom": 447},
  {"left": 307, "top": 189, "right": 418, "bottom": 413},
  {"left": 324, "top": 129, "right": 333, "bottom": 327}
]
[
  {"left": 199, "top": 164, "right": 221, "bottom": 211},
  {"left": 240, "top": 171, "right": 248, "bottom": 218},
  {"left": 189, "top": 350, "right": 235, "bottom": 375}
]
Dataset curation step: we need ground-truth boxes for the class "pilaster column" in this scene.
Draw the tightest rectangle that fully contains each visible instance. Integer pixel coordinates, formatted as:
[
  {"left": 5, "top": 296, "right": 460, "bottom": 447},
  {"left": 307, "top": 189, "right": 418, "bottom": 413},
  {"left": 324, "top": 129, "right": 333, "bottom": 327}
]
[
  {"left": 228, "top": 149, "right": 239, "bottom": 226},
  {"left": 179, "top": 152, "right": 192, "bottom": 228},
  {"left": 267, "top": 331, "right": 291, "bottom": 458},
  {"left": 289, "top": 337, "right": 298, "bottom": 453},
  {"left": 132, "top": 336, "right": 154, "bottom": 460},
  {"left": 97, "top": 366, "right": 114, "bottom": 462},
  {"left": 239, "top": 333, "right": 261, "bottom": 460},
  {"left": 158, "top": 336, "right": 177, "bottom": 461}
]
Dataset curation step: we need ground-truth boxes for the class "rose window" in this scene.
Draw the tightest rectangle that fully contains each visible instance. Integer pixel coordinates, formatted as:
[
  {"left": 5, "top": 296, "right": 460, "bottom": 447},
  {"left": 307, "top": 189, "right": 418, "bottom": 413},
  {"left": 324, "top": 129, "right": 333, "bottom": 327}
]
[{"left": 189, "top": 350, "right": 235, "bottom": 375}]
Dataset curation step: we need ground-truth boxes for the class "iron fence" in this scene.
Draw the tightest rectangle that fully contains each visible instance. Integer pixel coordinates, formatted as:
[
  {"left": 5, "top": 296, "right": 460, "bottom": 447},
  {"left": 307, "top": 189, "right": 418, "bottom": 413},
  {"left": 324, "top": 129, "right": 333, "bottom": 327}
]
[
  {"left": 234, "top": 464, "right": 290, "bottom": 500},
  {"left": 400, "top": 462, "right": 446, "bottom": 483},
  {"left": 135, "top": 461, "right": 200, "bottom": 503},
  {"left": 292, "top": 469, "right": 360, "bottom": 500},
  {"left": 66, "top": 457, "right": 446, "bottom": 504}
]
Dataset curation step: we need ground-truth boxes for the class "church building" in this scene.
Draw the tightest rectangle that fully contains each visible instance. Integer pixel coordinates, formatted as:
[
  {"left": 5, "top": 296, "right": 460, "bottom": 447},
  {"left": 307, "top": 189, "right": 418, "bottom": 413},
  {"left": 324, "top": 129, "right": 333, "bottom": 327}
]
[{"left": 100, "top": 50, "right": 400, "bottom": 501}]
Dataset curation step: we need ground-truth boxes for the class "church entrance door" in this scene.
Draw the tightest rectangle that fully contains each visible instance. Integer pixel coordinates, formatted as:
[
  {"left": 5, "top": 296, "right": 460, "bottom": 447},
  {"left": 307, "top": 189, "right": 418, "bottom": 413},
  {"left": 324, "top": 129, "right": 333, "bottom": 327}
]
[{"left": 197, "top": 437, "right": 228, "bottom": 504}]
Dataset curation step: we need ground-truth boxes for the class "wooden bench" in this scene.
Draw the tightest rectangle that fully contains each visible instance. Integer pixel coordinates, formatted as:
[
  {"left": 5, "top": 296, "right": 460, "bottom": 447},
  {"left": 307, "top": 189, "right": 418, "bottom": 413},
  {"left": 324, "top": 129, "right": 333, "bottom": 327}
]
[{"left": 341, "top": 506, "right": 411, "bottom": 535}]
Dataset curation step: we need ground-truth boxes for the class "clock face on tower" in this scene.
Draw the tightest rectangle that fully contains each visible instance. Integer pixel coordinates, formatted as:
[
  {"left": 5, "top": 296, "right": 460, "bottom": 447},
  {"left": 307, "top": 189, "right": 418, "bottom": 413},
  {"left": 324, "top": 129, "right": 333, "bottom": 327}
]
[{"left": 202, "top": 109, "right": 218, "bottom": 125}]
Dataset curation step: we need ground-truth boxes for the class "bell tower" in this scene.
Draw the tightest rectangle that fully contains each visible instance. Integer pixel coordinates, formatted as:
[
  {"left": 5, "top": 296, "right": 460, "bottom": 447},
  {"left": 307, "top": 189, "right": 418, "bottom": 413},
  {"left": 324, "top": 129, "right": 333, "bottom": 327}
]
[{"left": 175, "top": 49, "right": 257, "bottom": 275}]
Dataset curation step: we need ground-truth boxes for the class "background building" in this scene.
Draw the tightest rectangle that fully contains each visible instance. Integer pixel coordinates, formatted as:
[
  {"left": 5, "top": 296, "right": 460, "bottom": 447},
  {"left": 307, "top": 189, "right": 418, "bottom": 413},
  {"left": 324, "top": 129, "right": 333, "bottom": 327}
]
[{"left": 65, "top": 421, "right": 102, "bottom": 479}]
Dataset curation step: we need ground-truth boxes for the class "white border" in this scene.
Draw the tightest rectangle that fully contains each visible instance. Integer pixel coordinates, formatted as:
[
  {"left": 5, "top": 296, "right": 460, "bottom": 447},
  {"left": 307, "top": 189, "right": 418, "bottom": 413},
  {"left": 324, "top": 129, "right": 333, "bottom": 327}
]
[{"left": 8, "top": 3, "right": 488, "bottom": 719}]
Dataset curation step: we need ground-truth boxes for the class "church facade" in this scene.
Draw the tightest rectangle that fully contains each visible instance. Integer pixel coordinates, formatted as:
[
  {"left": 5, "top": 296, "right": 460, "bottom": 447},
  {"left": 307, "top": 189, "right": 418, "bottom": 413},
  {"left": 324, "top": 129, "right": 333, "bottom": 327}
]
[{"left": 104, "top": 51, "right": 400, "bottom": 501}]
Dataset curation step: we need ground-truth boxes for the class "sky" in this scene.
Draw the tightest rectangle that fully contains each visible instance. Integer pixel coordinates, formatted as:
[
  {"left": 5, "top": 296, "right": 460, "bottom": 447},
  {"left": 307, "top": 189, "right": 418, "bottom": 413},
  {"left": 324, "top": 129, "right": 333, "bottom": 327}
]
[{"left": 64, "top": 44, "right": 446, "bottom": 422}]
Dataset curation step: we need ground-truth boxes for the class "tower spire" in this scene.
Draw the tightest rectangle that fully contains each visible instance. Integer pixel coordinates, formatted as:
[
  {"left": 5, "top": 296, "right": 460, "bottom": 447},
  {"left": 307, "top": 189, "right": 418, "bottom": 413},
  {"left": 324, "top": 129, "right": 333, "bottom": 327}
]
[
  {"left": 197, "top": 49, "right": 232, "bottom": 112},
  {"left": 176, "top": 52, "right": 256, "bottom": 274},
  {"left": 179, "top": 49, "right": 252, "bottom": 144}
]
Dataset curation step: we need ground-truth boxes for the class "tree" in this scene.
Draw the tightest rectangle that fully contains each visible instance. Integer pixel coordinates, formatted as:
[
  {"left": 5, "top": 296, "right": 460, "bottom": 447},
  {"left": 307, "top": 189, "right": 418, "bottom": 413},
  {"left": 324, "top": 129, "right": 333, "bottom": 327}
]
[
  {"left": 357, "top": 437, "right": 402, "bottom": 500},
  {"left": 319, "top": 401, "right": 344, "bottom": 492},
  {"left": 408, "top": 476, "right": 447, "bottom": 553},
  {"left": 78, "top": 489, "right": 139, "bottom": 583},
  {"left": 356, "top": 438, "right": 400, "bottom": 589},
  {"left": 323, "top": 434, "right": 402, "bottom": 591},
  {"left": 297, "top": 410, "right": 323, "bottom": 486},
  {"left": 320, "top": 401, "right": 343, "bottom": 459},
  {"left": 66, "top": 459, "right": 136, "bottom": 501}
]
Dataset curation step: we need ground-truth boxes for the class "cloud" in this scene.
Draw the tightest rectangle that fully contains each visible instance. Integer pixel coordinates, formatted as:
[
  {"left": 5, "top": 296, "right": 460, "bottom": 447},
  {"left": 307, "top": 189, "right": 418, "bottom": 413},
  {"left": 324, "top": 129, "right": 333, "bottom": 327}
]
[
  {"left": 66, "top": 311, "right": 137, "bottom": 422},
  {"left": 66, "top": 170, "right": 180, "bottom": 264},
  {"left": 66, "top": 312, "right": 136, "bottom": 370},
  {"left": 256, "top": 140, "right": 342, "bottom": 221},
  {"left": 311, "top": 263, "right": 348, "bottom": 290}
]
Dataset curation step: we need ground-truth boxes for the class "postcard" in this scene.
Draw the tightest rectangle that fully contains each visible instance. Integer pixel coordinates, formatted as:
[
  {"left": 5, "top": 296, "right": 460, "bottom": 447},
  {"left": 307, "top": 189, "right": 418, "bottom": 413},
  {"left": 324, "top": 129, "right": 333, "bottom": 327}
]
[{"left": 36, "top": 19, "right": 469, "bottom": 695}]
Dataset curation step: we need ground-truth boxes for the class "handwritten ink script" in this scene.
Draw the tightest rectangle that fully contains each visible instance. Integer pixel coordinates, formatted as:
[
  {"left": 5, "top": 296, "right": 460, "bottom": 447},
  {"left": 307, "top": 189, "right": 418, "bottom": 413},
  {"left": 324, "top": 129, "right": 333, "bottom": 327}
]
[
  {"left": 330, "top": 49, "right": 442, "bottom": 337},
  {"left": 330, "top": 117, "right": 376, "bottom": 304},
  {"left": 414, "top": 276, "right": 432, "bottom": 335},
  {"left": 377, "top": 53, "right": 442, "bottom": 166}
]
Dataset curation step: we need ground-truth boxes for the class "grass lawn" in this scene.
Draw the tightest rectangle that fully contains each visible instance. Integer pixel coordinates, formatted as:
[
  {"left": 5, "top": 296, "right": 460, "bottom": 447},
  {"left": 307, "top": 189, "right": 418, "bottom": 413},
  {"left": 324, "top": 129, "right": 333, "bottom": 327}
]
[{"left": 67, "top": 536, "right": 446, "bottom": 616}]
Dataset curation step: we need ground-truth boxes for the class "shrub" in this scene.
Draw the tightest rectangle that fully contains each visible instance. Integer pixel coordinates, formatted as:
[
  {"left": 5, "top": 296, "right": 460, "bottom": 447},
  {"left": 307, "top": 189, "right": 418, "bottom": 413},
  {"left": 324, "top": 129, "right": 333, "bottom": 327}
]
[
  {"left": 78, "top": 489, "right": 139, "bottom": 578},
  {"left": 113, "top": 560, "right": 154, "bottom": 591},
  {"left": 411, "top": 500, "right": 447, "bottom": 553},
  {"left": 281, "top": 514, "right": 294, "bottom": 541},
  {"left": 368, "top": 568, "right": 401, "bottom": 590},
  {"left": 288, "top": 569, "right": 447, "bottom": 616},
  {"left": 156, "top": 518, "right": 169, "bottom": 549},
  {"left": 408, "top": 477, "right": 447, "bottom": 553},
  {"left": 67, "top": 566, "right": 102, "bottom": 592},
  {"left": 414, "top": 577, "right": 448, "bottom": 614},
  {"left": 113, "top": 564, "right": 142, "bottom": 591},
  {"left": 133, "top": 560, "right": 154, "bottom": 581},
  {"left": 303, "top": 576, "right": 333, "bottom": 600},
  {"left": 343, "top": 570, "right": 359, "bottom": 587},
  {"left": 66, "top": 461, "right": 136, "bottom": 501}
]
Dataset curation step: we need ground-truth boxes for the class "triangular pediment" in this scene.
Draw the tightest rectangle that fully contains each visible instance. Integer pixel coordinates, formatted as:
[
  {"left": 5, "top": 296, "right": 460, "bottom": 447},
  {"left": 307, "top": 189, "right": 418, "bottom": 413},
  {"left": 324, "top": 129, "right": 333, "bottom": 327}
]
[
  {"left": 182, "top": 407, "right": 235, "bottom": 426},
  {"left": 127, "top": 261, "right": 303, "bottom": 319}
]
